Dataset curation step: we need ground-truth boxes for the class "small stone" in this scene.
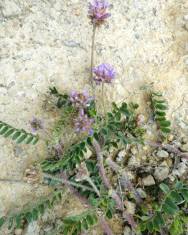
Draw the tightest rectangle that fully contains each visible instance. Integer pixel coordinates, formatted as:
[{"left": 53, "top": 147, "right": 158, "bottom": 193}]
[
  {"left": 156, "top": 150, "right": 169, "bottom": 158},
  {"left": 124, "top": 201, "right": 136, "bottom": 215},
  {"left": 84, "top": 147, "right": 92, "bottom": 159},
  {"left": 142, "top": 175, "right": 155, "bottom": 186},
  {"left": 118, "top": 149, "right": 127, "bottom": 158},
  {"left": 167, "top": 134, "right": 174, "bottom": 142},
  {"left": 128, "top": 155, "right": 141, "bottom": 168},
  {"left": 15, "top": 229, "right": 23, "bottom": 235},
  {"left": 154, "top": 162, "right": 169, "bottom": 181},
  {"left": 131, "top": 147, "right": 137, "bottom": 155},
  {"left": 183, "top": 15, "right": 188, "bottom": 21},
  {"left": 24, "top": 221, "right": 40, "bottom": 235},
  {"left": 172, "top": 162, "right": 188, "bottom": 177},
  {"left": 124, "top": 226, "right": 134, "bottom": 235},
  {"left": 181, "top": 143, "right": 188, "bottom": 152},
  {"left": 136, "top": 188, "right": 147, "bottom": 198}
]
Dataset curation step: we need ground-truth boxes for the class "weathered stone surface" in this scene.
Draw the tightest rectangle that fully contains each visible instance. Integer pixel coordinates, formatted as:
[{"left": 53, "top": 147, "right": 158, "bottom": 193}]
[
  {"left": 154, "top": 161, "right": 170, "bottom": 181},
  {"left": 142, "top": 175, "right": 155, "bottom": 186},
  {"left": 0, "top": 0, "right": 187, "bottom": 234}
]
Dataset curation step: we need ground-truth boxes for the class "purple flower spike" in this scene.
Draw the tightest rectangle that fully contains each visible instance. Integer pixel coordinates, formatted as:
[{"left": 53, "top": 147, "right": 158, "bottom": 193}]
[
  {"left": 70, "top": 90, "right": 93, "bottom": 108},
  {"left": 88, "top": 0, "right": 111, "bottom": 25},
  {"left": 74, "top": 109, "right": 94, "bottom": 135},
  {"left": 30, "top": 117, "right": 44, "bottom": 132},
  {"left": 93, "top": 63, "right": 116, "bottom": 84}
]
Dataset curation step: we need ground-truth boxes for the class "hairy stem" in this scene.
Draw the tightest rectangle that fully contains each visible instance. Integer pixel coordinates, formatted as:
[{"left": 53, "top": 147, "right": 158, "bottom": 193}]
[
  {"left": 145, "top": 141, "right": 188, "bottom": 159},
  {"left": 99, "top": 216, "right": 114, "bottom": 235},
  {"left": 90, "top": 24, "right": 96, "bottom": 91},
  {"left": 92, "top": 139, "right": 111, "bottom": 189},
  {"left": 92, "top": 140, "right": 135, "bottom": 222},
  {"left": 61, "top": 172, "right": 114, "bottom": 235},
  {"left": 106, "top": 158, "right": 142, "bottom": 204}
]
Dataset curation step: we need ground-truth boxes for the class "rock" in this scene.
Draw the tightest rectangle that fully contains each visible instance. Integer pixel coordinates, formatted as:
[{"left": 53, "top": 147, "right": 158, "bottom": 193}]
[
  {"left": 124, "top": 201, "right": 136, "bottom": 215},
  {"left": 142, "top": 175, "right": 155, "bottom": 186},
  {"left": 24, "top": 221, "right": 40, "bottom": 235},
  {"left": 156, "top": 150, "right": 169, "bottom": 158},
  {"left": 116, "top": 149, "right": 127, "bottom": 162},
  {"left": 167, "top": 134, "right": 174, "bottom": 142},
  {"left": 124, "top": 226, "right": 135, "bottom": 235},
  {"left": 136, "top": 188, "right": 147, "bottom": 198},
  {"left": 172, "top": 161, "right": 188, "bottom": 177},
  {"left": 128, "top": 155, "right": 141, "bottom": 168},
  {"left": 183, "top": 15, "right": 188, "bottom": 21},
  {"left": 181, "top": 143, "right": 188, "bottom": 152},
  {"left": 154, "top": 162, "right": 169, "bottom": 181},
  {"left": 1, "top": 0, "right": 22, "bottom": 18},
  {"left": 118, "top": 149, "right": 127, "bottom": 158},
  {"left": 84, "top": 147, "right": 92, "bottom": 159},
  {"left": 15, "top": 229, "right": 23, "bottom": 235},
  {"left": 136, "top": 114, "right": 145, "bottom": 126},
  {"left": 131, "top": 147, "right": 137, "bottom": 155}
]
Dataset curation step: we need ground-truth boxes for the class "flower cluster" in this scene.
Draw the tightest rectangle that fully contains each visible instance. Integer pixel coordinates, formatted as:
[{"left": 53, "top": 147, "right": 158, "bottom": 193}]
[
  {"left": 93, "top": 63, "right": 116, "bottom": 84},
  {"left": 74, "top": 109, "right": 94, "bottom": 135},
  {"left": 30, "top": 117, "right": 44, "bottom": 132},
  {"left": 88, "top": 0, "right": 111, "bottom": 25},
  {"left": 69, "top": 91, "right": 94, "bottom": 135},
  {"left": 70, "top": 90, "right": 93, "bottom": 108}
]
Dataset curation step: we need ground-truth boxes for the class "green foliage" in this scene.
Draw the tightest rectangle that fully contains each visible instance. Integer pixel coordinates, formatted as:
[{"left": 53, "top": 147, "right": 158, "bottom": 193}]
[
  {"left": 50, "top": 87, "right": 71, "bottom": 108},
  {"left": 41, "top": 138, "right": 90, "bottom": 172},
  {"left": 0, "top": 121, "right": 39, "bottom": 145},
  {"left": 0, "top": 190, "right": 64, "bottom": 230},
  {"left": 138, "top": 181, "right": 188, "bottom": 234},
  {"left": 151, "top": 92, "right": 171, "bottom": 135},
  {"left": 59, "top": 211, "right": 98, "bottom": 235},
  {"left": 100, "top": 102, "right": 145, "bottom": 149},
  {"left": 89, "top": 195, "right": 115, "bottom": 219}
]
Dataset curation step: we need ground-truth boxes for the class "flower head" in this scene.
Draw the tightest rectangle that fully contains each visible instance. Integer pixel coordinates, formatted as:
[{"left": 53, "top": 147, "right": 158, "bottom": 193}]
[
  {"left": 70, "top": 90, "right": 93, "bottom": 108},
  {"left": 88, "top": 0, "right": 111, "bottom": 25},
  {"left": 30, "top": 117, "right": 44, "bottom": 132},
  {"left": 74, "top": 109, "right": 94, "bottom": 135},
  {"left": 93, "top": 63, "right": 116, "bottom": 84}
]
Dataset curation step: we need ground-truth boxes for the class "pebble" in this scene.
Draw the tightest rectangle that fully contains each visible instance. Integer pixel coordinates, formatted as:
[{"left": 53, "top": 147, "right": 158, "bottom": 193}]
[
  {"left": 172, "top": 162, "right": 188, "bottom": 177},
  {"left": 136, "top": 188, "right": 147, "bottom": 198},
  {"left": 118, "top": 149, "right": 127, "bottom": 158},
  {"left": 181, "top": 143, "right": 188, "bottom": 152},
  {"left": 183, "top": 15, "right": 188, "bottom": 21},
  {"left": 142, "top": 175, "right": 155, "bottom": 186},
  {"left": 154, "top": 162, "right": 169, "bottom": 181},
  {"left": 131, "top": 147, "right": 137, "bottom": 155},
  {"left": 156, "top": 150, "right": 169, "bottom": 158},
  {"left": 15, "top": 229, "right": 23, "bottom": 235},
  {"left": 124, "top": 226, "right": 135, "bottom": 235},
  {"left": 84, "top": 147, "right": 92, "bottom": 159},
  {"left": 167, "top": 134, "right": 174, "bottom": 142},
  {"left": 128, "top": 155, "right": 141, "bottom": 168},
  {"left": 124, "top": 201, "right": 136, "bottom": 215}
]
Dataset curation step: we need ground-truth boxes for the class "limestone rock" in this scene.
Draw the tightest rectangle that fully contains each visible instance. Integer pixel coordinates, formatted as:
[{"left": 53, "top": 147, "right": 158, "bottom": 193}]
[
  {"left": 24, "top": 221, "right": 40, "bottom": 235},
  {"left": 156, "top": 150, "right": 169, "bottom": 159},
  {"left": 142, "top": 175, "right": 155, "bottom": 186},
  {"left": 154, "top": 162, "right": 169, "bottom": 181},
  {"left": 181, "top": 143, "right": 188, "bottom": 152}
]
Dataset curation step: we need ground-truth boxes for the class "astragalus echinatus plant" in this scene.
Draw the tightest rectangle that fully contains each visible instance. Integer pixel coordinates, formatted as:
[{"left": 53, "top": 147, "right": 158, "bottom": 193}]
[{"left": 0, "top": 1, "right": 188, "bottom": 235}]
